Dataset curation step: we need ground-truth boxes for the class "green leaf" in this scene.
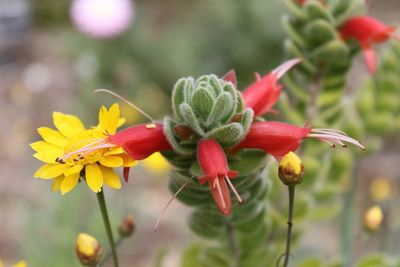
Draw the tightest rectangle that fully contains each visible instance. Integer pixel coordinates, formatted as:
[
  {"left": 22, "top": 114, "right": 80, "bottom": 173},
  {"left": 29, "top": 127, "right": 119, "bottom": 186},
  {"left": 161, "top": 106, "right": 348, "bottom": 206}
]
[
  {"left": 240, "top": 108, "right": 254, "bottom": 135},
  {"left": 191, "top": 88, "right": 215, "bottom": 122},
  {"left": 172, "top": 78, "right": 193, "bottom": 120},
  {"left": 312, "top": 39, "right": 349, "bottom": 64},
  {"left": 305, "top": 1, "right": 334, "bottom": 23},
  {"left": 298, "top": 258, "right": 324, "bottom": 267},
  {"left": 163, "top": 117, "right": 196, "bottom": 155},
  {"left": 305, "top": 19, "right": 338, "bottom": 45},
  {"left": 179, "top": 103, "right": 206, "bottom": 136},
  {"left": 356, "top": 255, "right": 388, "bottom": 267},
  {"left": 229, "top": 150, "right": 268, "bottom": 177},
  {"left": 206, "top": 123, "right": 244, "bottom": 146},
  {"left": 181, "top": 244, "right": 204, "bottom": 267},
  {"left": 206, "top": 92, "right": 234, "bottom": 127}
]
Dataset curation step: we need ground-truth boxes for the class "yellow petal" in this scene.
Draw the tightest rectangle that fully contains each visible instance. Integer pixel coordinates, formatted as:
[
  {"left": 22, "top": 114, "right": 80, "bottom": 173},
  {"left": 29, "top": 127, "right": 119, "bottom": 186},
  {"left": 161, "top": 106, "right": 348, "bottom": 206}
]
[
  {"left": 104, "top": 147, "right": 124, "bottom": 155},
  {"left": 12, "top": 261, "right": 27, "bottom": 267},
  {"left": 30, "top": 141, "right": 60, "bottom": 153},
  {"left": 64, "top": 164, "right": 84, "bottom": 176},
  {"left": 142, "top": 152, "right": 170, "bottom": 175},
  {"left": 99, "top": 156, "right": 123, "bottom": 168},
  {"left": 0, "top": 258, "right": 3, "bottom": 267},
  {"left": 34, "top": 164, "right": 69, "bottom": 179},
  {"left": 60, "top": 173, "right": 80, "bottom": 195},
  {"left": 37, "top": 127, "right": 68, "bottom": 147},
  {"left": 97, "top": 106, "right": 108, "bottom": 132},
  {"left": 117, "top": 118, "right": 126, "bottom": 128},
  {"left": 53, "top": 112, "right": 85, "bottom": 138},
  {"left": 51, "top": 176, "right": 64, "bottom": 192},
  {"left": 106, "top": 103, "right": 120, "bottom": 134},
  {"left": 120, "top": 154, "right": 137, "bottom": 167},
  {"left": 100, "top": 165, "right": 121, "bottom": 189},
  {"left": 85, "top": 164, "right": 103, "bottom": 193},
  {"left": 33, "top": 145, "right": 64, "bottom": 163}
]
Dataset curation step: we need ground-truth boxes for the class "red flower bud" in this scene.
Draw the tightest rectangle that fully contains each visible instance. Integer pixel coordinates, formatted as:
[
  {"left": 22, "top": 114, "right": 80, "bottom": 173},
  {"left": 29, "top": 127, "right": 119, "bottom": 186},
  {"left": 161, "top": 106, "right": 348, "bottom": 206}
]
[
  {"left": 340, "top": 16, "right": 398, "bottom": 73},
  {"left": 197, "top": 139, "right": 240, "bottom": 216},
  {"left": 234, "top": 122, "right": 364, "bottom": 159},
  {"left": 222, "top": 69, "right": 237, "bottom": 87},
  {"left": 109, "top": 123, "right": 172, "bottom": 160},
  {"left": 242, "top": 59, "right": 301, "bottom": 116}
]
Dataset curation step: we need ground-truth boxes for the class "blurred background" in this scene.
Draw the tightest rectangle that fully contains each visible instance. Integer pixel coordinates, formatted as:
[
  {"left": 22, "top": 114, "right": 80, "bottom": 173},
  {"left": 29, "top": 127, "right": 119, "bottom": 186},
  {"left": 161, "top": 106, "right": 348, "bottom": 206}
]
[{"left": 0, "top": 0, "right": 399, "bottom": 266}]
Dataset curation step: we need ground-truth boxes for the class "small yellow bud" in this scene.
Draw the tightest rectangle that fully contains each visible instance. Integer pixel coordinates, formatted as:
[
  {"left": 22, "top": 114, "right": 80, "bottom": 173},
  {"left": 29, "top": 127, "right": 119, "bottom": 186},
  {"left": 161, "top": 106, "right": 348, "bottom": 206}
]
[
  {"left": 370, "top": 177, "right": 391, "bottom": 201},
  {"left": 119, "top": 215, "right": 135, "bottom": 238},
  {"left": 76, "top": 233, "right": 103, "bottom": 266},
  {"left": 364, "top": 205, "right": 383, "bottom": 231},
  {"left": 278, "top": 152, "right": 304, "bottom": 185}
]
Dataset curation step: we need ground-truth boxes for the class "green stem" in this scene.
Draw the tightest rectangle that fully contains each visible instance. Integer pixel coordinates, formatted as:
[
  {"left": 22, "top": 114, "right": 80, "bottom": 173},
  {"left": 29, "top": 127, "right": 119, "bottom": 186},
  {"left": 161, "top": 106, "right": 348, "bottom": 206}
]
[
  {"left": 340, "top": 164, "right": 357, "bottom": 267},
  {"left": 98, "top": 238, "right": 123, "bottom": 267},
  {"left": 283, "top": 185, "right": 296, "bottom": 267},
  {"left": 97, "top": 190, "right": 119, "bottom": 267},
  {"left": 226, "top": 220, "right": 240, "bottom": 267}
]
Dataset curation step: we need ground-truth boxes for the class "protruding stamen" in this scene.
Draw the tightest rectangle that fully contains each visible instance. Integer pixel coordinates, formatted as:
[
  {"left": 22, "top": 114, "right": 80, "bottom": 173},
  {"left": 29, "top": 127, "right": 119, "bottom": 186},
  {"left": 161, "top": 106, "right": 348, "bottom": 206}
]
[
  {"left": 225, "top": 176, "right": 244, "bottom": 204},
  {"left": 308, "top": 129, "right": 365, "bottom": 150},
  {"left": 154, "top": 179, "right": 190, "bottom": 232},
  {"left": 215, "top": 177, "right": 227, "bottom": 209},
  {"left": 272, "top": 58, "right": 302, "bottom": 79},
  {"left": 59, "top": 140, "right": 116, "bottom": 162},
  {"left": 95, "top": 89, "right": 155, "bottom": 122}
]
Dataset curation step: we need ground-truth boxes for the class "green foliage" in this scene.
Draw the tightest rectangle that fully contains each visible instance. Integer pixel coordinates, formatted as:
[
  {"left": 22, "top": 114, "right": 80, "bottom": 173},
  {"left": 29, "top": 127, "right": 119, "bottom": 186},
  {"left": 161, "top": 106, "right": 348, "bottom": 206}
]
[
  {"left": 357, "top": 42, "right": 400, "bottom": 136},
  {"left": 165, "top": 75, "right": 253, "bottom": 156}
]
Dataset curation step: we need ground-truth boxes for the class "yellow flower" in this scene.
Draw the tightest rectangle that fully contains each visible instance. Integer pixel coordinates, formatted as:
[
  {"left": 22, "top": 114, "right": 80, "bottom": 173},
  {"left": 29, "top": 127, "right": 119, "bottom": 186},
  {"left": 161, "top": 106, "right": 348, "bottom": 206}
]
[
  {"left": 31, "top": 104, "right": 136, "bottom": 194},
  {"left": 0, "top": 259, "right": 27, "bottom": 267},
  {"left": 12, "top": 261, "right": 27, "bottom": 267},
  {"left": 142, "top": 152, "right": 170, "bottom": 175}
]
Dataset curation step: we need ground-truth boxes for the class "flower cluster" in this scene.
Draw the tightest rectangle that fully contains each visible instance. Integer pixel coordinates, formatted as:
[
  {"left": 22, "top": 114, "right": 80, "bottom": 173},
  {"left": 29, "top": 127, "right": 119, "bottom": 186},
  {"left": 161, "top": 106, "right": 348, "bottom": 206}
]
[{"left": 38, "top": 59, "right": 365, "bottom": 215}]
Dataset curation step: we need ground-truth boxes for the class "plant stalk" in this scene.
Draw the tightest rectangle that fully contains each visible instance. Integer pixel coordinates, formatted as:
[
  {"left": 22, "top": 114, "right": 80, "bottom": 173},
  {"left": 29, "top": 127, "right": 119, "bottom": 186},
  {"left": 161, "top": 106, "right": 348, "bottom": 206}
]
[
  {"left": 97, "top": 190, "right": 119, "bottom": 267},
  {"left": 226, "top": 220, "right": 240, "bottom": 267},
  {"left": 283, "top": 185, "right": 296, "bottom": 267}
]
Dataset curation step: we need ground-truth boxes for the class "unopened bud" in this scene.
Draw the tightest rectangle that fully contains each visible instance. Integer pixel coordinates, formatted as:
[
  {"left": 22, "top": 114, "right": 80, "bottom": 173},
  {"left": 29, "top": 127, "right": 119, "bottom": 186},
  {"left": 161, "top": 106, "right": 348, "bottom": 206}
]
[
  {"left": 119, "top": 215, "right": 135, "bottom": 238},
  {"left": 364, "top": 205, "right": 383, "bottom": 231},
  {"left": 278, "top": 152, "right": 304, "bottom": 185},
  {"left": 370, "top": 177, "right": 391, "bottom": 201},
  {"left": 76, "top": 233, "right": 103, "bottom": 266}
]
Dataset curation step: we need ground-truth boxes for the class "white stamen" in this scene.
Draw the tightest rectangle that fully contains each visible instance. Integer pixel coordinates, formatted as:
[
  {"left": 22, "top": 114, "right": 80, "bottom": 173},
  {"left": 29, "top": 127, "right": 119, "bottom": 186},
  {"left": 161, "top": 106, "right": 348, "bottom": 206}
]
[
  {"left": 311, "top": 128, "right": 348, "bottom": 136},
  {"left": 225, "top": 176, "right": 244, "bottom": 204},
  {"left": 59, "top": 142, "right": 116, "bottom": 162},
  {"left": 308, "top": 129, "right": 365, "bottom": 150},
  {"left": 95, "top": 89, "right": 155, "bottom": 122},
  {"left": 215, "top": 178, "right": 227, "bottom": 209},
  {"left": 272, "top": 58, "right": 302, "bottom": 79},
  {"left": 154, "top": 179, "right": 190, "bottom": 232}
]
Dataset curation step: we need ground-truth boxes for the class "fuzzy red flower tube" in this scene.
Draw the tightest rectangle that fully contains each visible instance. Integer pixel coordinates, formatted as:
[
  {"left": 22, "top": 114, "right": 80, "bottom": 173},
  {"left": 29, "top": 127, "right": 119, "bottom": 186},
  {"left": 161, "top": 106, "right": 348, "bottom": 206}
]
[
  {"left": 234, "top": 121, "right": 365, "bottom": 159},
  {"left": 197, "top": 139, "right": 241, "bottom": 216},
  {"left": 241, "top": 59, "right": 301, "bottom": 116},
  {"left": 340, "top": 16, "right": 398, "bottom": 73},
  {"left": 108, "top": 123, "right": 172, "bottom": 160}
]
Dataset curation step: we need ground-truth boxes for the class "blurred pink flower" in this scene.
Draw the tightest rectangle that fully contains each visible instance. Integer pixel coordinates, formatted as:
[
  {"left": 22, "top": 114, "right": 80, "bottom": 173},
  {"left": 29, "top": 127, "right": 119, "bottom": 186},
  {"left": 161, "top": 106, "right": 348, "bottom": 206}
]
[{"left": 70, "top": 0, "right": 134, "bottom": 38}]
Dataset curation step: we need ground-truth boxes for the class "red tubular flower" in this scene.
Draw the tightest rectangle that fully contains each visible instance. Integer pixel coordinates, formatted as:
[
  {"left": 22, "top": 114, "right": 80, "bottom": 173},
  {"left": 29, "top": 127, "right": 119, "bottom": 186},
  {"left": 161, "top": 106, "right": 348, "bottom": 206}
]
[
  {"left": 108, "top": 123, "right": 172, "bottom": 160},
  {"left": 197, "top": 139, "right": 241, "bottom": 216},
  {"left": 234, "top": 121, "right": 365, "bottom": 159},
  {"left": 242, "top": 59, "right": 301, "bottom": 116},
  {"left": 340, "top": 16, "right": 398, "bottom": 74}
]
